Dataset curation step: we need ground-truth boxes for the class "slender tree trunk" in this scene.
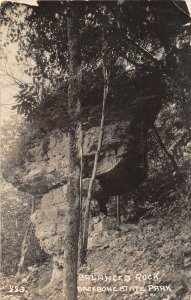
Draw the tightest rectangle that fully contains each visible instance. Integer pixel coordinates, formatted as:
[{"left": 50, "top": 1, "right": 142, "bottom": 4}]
[
  {"left": 63, "top": 5, "right": 82, "bottom": 300},
  {"left": 78, "top": 130, "right": 84, "bottom": 266},
  {"left": 152, "top": 125, "right": 178, "bottom": 170},
  {"left": 17, "top": 198, "right": 35, "bottom": 274},
  {"left": 116, "top": 195, "right": 121, "bottom": 226},
  {"left": 80, "top": 60, "right": 109, "bottom": 265}
]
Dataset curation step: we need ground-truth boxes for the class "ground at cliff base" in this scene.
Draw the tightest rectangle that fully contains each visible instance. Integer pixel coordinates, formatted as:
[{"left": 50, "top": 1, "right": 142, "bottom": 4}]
[{"left": 0, "top": 195, "right": 190, "bottom": 300}]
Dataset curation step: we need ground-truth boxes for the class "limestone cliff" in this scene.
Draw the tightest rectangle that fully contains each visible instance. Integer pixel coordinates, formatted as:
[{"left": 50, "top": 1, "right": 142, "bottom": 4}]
[{"left": 3, "top": 83, "right": 162, "bottom": 283}]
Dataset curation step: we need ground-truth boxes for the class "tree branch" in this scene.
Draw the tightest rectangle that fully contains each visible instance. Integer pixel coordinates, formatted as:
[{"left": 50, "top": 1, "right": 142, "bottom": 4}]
[{"left": 153, "top": 124, "right": 178, "bottom": 170}]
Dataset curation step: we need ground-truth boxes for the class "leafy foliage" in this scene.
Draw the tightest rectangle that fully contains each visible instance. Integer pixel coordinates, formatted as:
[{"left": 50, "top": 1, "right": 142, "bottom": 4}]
[
  {"left": 2, "top": 1, "right": 190, "bottom": 127},
  {"left": 1, "top": 180, "right": 48, "bottom": 276}
]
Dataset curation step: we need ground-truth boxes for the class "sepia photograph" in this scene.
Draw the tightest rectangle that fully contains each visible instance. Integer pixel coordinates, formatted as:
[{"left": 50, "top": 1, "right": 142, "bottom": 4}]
[{"left": 0, "top": 1, "right": 191, "bottom": 299}]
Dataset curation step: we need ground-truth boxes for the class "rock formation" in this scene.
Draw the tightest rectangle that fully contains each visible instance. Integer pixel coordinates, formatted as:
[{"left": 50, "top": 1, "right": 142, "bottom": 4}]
[{"left": 3, "top": 72, "right": 163, "bottom": 284}]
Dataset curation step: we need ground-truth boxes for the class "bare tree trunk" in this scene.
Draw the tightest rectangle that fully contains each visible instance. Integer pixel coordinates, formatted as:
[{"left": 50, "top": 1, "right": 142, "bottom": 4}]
[
  {"left": 17, "top": 198, "right": 35, "bottom": 274},
  {"left": 80, "top": 59, "right": 109, "bottom": 265},
  {"left": 152, "top": 124, "right": 178, "bottom": 170},
  {"left": 78, "top": 130, "right": 84, "bottom": 266},
  {"left": 62, "top": 5, "right": 82, "bottom": 300},
  {"left": 116, "top": 195, "right": 121, "bottom": 226}
]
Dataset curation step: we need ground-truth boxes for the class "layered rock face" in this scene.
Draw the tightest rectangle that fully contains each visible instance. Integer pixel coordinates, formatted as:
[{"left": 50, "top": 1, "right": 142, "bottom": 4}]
[{"left": 4, "top": 91, "right": 161, "bottom": 282}]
